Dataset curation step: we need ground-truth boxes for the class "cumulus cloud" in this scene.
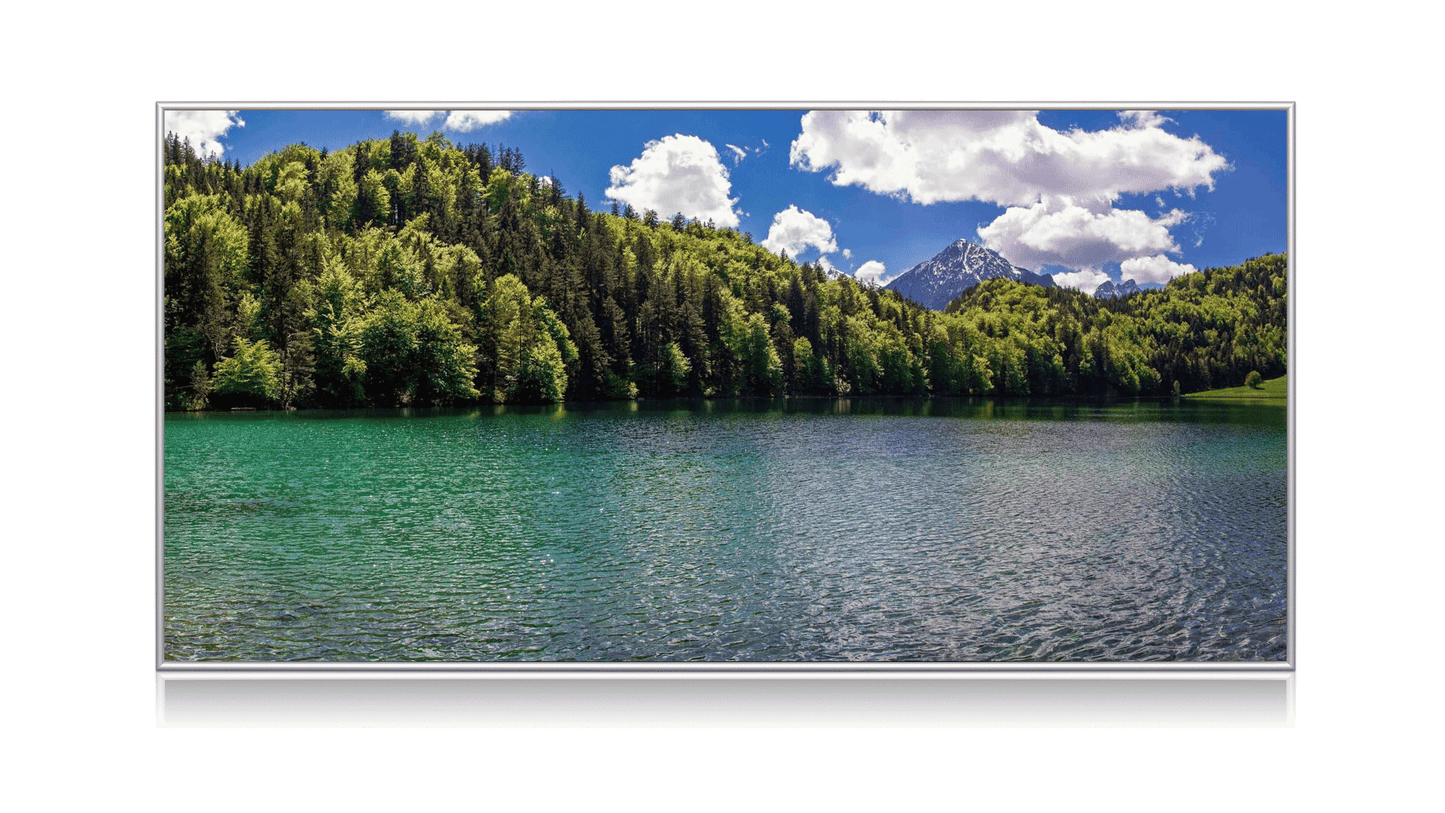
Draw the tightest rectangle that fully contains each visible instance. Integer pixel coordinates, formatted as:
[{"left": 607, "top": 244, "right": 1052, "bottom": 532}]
[
  {"left": 605, "top": 135, "right": 741, "bottom": 228},
  {"left": 444, "top": 110, "right": 512, "bottom": 131},
  {"left": 165, "top": 109, "right": 245, "bottom": 159},
  {"left": 978, "top": 196, "right": 1190, "bottom": 271},
  {"left": 1119, "top": 110, "right": 1173, "bottom": 129},
  {"left": 725, "top": 144, "right": 747, "bottom": 164},
  {"left": 791, "top": 109, "right": 1227, "bottom": 207},
  {"left": 385, "top": 110, "right": 445, "bottom": 125},
  {"left": 790, "top": 109, "right": 1229, "bottom": 277},
  {"left": 383, "top": 110, "right": 511, "bottom": 131},
  {"left": 1120, "top": 254, "right": 1198, "bottom": 285},
  {"left": 842, "top": 248, "right": 852, "bottom": 259},
  {"left": 761, "top": 205, "right": 837, "bottom": 258},
  {"left": 854, "top": 260, "right": 889, "bottom": 287},
  {"left": 1052, "top": 269, "right": 1112, "bottom": 296}
]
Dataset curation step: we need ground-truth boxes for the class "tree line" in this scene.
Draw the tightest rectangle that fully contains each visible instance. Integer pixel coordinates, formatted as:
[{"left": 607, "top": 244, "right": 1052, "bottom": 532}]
[{"left": 163, "top": 130, "right": 1287, "bottom": 410}]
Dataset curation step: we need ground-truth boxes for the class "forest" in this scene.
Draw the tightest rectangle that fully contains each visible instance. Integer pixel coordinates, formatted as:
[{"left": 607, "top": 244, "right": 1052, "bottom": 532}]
[{"left": 162, "top": 131, "right": 1287, "bottom": 410}]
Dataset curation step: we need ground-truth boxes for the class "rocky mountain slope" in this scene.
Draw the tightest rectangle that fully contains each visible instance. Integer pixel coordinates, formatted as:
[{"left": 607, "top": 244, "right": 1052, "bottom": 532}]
[
  {"left": 1093, "top": 279, "right": 1141, "bottom": 299},
  {"left": 885, "top": 239, "right": 1054, "bottom": 310}
]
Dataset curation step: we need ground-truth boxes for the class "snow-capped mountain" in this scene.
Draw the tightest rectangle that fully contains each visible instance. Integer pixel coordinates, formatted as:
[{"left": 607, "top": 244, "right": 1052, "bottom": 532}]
[
  {"left": 884, "top": 239, "right": 1055, "bottom": 310},
  {"left": 1092, "top": 279, "right": 1140, "bottom": 299}
]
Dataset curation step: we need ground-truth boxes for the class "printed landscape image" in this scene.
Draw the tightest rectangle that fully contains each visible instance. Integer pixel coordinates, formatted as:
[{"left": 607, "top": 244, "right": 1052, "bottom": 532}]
[{"left": 161, "top": 106, "right": 1289, "bottom": 663}]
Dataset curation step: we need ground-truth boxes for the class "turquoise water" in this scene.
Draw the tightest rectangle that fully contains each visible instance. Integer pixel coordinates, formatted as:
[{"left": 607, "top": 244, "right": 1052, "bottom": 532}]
[{"left": 163, "top": 398, "right": 1288, "bottom": 662}]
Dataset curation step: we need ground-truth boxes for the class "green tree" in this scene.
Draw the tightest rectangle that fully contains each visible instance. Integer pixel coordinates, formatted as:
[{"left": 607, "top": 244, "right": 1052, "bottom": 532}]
[
  {"left": 316, "top": 149, "right": 358, "bottom": 229},
  {"left": 355, "top": 290, "right": 480, "bottom": 406},
  {"left": 659, "top": 342, "right": 692, "bottom": 396},
  {"left": 356, "top": 169, "right": 390, "bottom": 227},
  {"left": 515, "top": 334, "right": 568, "bottom": 402},
  {"left": 307, "top": 263, "right": 369, "bottom": 406},
  {"left": 164, "top": 193, "right": 249, "bottom": 355},
  {"left": 357, "top": 290, "right": 418, "bottom": 405},
  {"left": 791, "top": 337, "right": 829, "bottom": 395},
  {"left": 412, "top": 299, "right": 481, "bottom": 404},
  {"left": 481, "top": 274, "right": 577, "bottom": 403},
  {"left": 211, "top": 337, "right": 282, "bottom": 407}
]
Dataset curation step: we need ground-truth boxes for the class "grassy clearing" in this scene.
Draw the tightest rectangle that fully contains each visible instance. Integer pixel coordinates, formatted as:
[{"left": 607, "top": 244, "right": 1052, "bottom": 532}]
[{"left": 1184, "top": 374, "right": 1287, "bottom": 399}]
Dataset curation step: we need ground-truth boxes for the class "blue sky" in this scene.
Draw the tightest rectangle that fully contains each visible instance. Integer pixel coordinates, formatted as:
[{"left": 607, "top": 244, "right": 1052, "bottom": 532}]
[{"left": 164, "top": 106, "right": 1287, "bottom": 295}]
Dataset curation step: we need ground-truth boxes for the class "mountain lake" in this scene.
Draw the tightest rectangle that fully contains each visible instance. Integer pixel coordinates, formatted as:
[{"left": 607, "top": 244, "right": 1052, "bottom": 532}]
[{"left": 162, "top": 397, "right": 1288, "bottom": 662}]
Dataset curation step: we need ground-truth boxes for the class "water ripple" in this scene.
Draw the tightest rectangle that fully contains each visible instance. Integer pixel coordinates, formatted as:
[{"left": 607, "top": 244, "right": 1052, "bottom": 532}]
[{"left": 164, "top": 400, "right": 1287, "bottom": 662}]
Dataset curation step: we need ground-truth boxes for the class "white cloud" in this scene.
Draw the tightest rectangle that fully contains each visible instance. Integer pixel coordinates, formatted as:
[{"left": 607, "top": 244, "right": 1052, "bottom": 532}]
[
  {"left": 725, "top": 144, "right": 747, "bottom": 164},
  {"left": 384, "top": 110, "right": 444, "bottom": 125},
  {"left": 1120, "top": 254, "right": 1198, "bottom": 285},
  {"left": 164, "top": 109, "right": 244, "bottom": 159},
  {"left": 790, "top": 109, "right": 1227, "bottom": 207},
  {"left": 842, "top": 248, "right": 852, "bottom": 259},
  {"left": 1188, "top": 211, "right": 1216, "bottom": 248},
  {"left": 383, "top": 110, "right": 511, "bottom": 131},
  {"left": 1052, "top": 269, "right": 1112, "bottom": 295},
  {"left": 605, "top": 135, "right": 741, "bottom": 228},
  {"left": 761, "top": 205, "right": 837, "bottom": 258},
  {"left": 1119, "top": 110, "right": 1173, "bottom": 129},
  {"left": 978, "top": 196, "right": 1190, "bottom": 271},
  {"left": 444, "top": 110, "right": 512, "bottom": 131},
  {"left": 791, "top": 109, "right": 1229, "bottom": 276},
  {"left": 854, "top": 260, "right": 889, "bottom": 287}
]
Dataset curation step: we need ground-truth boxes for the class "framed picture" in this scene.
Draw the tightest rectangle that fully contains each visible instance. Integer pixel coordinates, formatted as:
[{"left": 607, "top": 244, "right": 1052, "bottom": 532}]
[{"left": 158, "top": 103, "right": 1291, "bottom": 670}]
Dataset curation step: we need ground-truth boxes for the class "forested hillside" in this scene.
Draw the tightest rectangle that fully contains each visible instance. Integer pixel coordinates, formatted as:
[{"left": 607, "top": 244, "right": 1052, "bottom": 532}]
[{"left": 162, "top": 131, "right": 1287, "bottom": 409}]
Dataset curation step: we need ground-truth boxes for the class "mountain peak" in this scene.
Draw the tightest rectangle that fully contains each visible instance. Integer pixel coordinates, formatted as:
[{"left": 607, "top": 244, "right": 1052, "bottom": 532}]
[
  {"left": 1093, "top": 278, "right": 1140, "bottom": 299},
  {"left": 884, "top": 239, "right": 1053, "bottom": 310}
]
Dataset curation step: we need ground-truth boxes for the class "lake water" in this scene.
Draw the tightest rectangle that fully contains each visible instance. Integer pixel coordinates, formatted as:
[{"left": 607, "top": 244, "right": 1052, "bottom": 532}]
[{"left": 163, "top": 398, "right": 1288, "bottom": 662}]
